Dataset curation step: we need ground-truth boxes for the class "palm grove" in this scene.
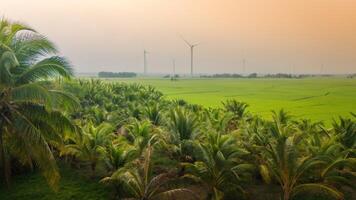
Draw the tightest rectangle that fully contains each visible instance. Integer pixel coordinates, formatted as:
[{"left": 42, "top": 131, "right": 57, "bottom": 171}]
[{"left": 0, "top": 19, "right": 355, "bottom": 200}]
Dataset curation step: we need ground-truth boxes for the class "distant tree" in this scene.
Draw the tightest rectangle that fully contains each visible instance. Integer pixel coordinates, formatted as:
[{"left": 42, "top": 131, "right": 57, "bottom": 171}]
[
  {"left": 98, "top": 71, "right": 137, "bottom": 78},
  {"left": 247, "top": 73, "right": 258, "bottom": 78}
]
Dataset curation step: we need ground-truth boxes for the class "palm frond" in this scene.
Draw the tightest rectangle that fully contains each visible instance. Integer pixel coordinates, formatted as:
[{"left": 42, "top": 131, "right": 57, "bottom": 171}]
[
  {"left": 292, "top": 183, "right": 343, "bottom": 199},
  {"left": 11, "top": 83, "right": 50, "bottom": 103},
  {"left": 15, "top": 56, "right": 73, "bottom": 84},
  {"left": 48, "top": 90, "right": 80, "bottom": 111},
  {"left": 152, "top": 188, "right": 198, "bottom": 200}
]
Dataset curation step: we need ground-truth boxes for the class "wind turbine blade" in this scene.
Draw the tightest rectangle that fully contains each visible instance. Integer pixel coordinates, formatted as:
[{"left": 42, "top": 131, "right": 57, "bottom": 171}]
[{"left": 179, "top": 35, "right": 192, "bottom": 47}]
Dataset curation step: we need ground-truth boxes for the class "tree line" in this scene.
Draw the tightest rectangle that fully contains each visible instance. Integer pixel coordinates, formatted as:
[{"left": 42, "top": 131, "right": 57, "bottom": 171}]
[{"left": 98, "top": 71, "right": 137, "bottom": 78}]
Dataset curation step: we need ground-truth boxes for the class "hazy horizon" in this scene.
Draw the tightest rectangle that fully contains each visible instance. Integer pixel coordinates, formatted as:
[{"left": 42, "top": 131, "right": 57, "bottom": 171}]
[{"left": 2, "top": 0, "right": 356, "bottom": 74}]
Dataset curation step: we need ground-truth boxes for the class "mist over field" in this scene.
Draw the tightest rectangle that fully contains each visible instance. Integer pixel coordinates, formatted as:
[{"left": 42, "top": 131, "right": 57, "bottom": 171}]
[{"left": 2, "top": 0, "right": 356, "bottom": 74}]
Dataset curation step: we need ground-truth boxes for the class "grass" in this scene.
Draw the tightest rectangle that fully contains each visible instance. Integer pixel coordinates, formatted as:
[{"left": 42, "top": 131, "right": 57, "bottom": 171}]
[
  {"left": 0, "top": 165, "right": 109, "bottom": 200},
  {"left": 104, "top": 77, "right": 356, "bottom": 125}
]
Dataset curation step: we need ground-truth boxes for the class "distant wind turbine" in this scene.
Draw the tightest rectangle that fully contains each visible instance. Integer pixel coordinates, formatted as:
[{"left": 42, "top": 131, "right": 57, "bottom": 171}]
[
  {"left": 241, "top": 49, "right": 247, "bottom": 75},
  {"left": 181, "top": 36, "right": 199, "bottom": 76},
  {"left": 172, "top": 59, "right": 176, "bottom": 78},
  {"left": 144, "top": 49, "right": 149, "bottom": 75},
  {"left": 290, "top": 64, "right": 295, "bottom": 74},
  {"left": 242, "top": 58, "right": 246, "bottom": 74},
  {"left": 320, "top": 63, "right": 324, "bottom": 75}
]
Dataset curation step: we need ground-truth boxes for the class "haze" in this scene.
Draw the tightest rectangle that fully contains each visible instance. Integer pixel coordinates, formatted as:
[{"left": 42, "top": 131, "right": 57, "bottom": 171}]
[{"left": 2, "top": 0, "right": 356, "bottom": 74}]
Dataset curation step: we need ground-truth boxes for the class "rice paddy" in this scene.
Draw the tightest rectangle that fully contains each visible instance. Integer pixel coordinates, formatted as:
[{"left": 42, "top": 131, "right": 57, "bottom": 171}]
[{"left": 108, "top": 77, "right": 356, "bottom": 124}]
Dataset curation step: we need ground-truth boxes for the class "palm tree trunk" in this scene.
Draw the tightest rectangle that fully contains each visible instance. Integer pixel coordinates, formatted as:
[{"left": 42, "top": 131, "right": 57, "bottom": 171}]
[
  {"left": 90, "top": 162, "right": 96, "bottom": 177},
  {"left": 283, "top": 193, "right": 290, "bottom": 200},
  {"left": 282, "top": 187, "right": 290, "bottom": 200},
  {"left": 0, "top": 125, "right": 10, "bottom": 187}
]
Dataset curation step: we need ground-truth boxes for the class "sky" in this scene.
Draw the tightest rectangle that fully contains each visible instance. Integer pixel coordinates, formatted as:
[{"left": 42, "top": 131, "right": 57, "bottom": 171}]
[{"left": 2, "top": 0, "right": 356, "bottom": 74}]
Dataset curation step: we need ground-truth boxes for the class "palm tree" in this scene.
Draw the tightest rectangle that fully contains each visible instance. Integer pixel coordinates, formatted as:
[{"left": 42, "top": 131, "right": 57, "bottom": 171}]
[
  {"left": 184, "top": 131, "right": 252, "bottom": 200},
  {"left": 61, "top": 122, "right": 114, "bottom": 176},
  {"left": 102, "top": 142, "right": 137, "bottom": 173},
  {"left": 332, "top": 117, "right": 356, "bottom": 149},
  {"left": 168, "top": 107, "right": 199, "bottom": 140},
  {"left": 203, "top": 108, "right": 233, "bottom": 134},
  {"left": 167, "top": 107, "right": 199, "bottom": 162},
  {"left": 143, "top": 103, "right": 162, "bottom": 126},
  {"left": 102, "top": 146, "right": 197, "bottom": 200},
  {"left": 260, "top": 119, "right": 344, "bottom": 200},
  {"left": 222, "top": 100, "right": 249, "bottom": 120},
  {"left": 271, "top": 109, "right": 292, "bottom": 125},
  {"left": 0, "top": 18, "right": 77, "bottom": 187},
  {"left": 125, "top": 120, "right": 158, "bottom": 155}
]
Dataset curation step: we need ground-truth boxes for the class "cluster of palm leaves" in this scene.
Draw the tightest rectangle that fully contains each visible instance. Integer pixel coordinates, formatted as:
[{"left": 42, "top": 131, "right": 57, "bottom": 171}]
[
  {"left": 0, "top": 18, "right": 77, "bottom": 188},
  {"left": 1, "top": 19, "right": 355, "bottom": 200}
]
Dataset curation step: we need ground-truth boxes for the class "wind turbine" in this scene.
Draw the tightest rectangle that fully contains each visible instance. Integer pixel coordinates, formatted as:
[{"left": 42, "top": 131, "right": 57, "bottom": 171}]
[
  {"left": 181, "top": 36, "right": 199, "bottom": 76},
  {"left": 241, "top": 49, "right": 247, "bottom": 75},
  {"left": 144, "top": 49, "right": 149, "bottom": 75},
  {"left": 320, "top": 63, "right": 324, "bottom": 75},
  {"left": 172, "top": 59, "right": 176, "bottom": 78},
  {"left": 242, "top": 58, "right": 247, "bottom": 75}
]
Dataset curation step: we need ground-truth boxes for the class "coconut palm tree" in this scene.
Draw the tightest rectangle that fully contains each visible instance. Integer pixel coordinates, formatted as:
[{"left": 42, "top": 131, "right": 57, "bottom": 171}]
[
  {"left": 167, "top": 107, "right": 199, "bottom": 162},
  {"left": 332, "top": 117, "right": 356, "bottom": 149},
  {"left": 168, "top": 107, "right": 199, "bottom": 140},
  {"left": 102, "top": 146, "right": 197, "bottom": 200},
  {"left": 222, "top": 100, "right": 249, "bottom": 120},
  {"left": 184, "top": 131, "right": 252, "bottom": 200},
  {"left": 0, "top": 18, "right": 77, "bottom": 187},
  {"left": 261, "top": 119, "right": 345, "bottom": 200},
  {"left": 61, "top": 122, "right": 114, "bottom": 176},
  {"left": 102, "top": 142, "right": 137, "bottom": 173},
  {"left": 125, "top": 120, "right": 158, "bottom": 155},
  {"left": 203, "top": 108, "right": 234, "bottom": 134},
  {"left": 143, "top": 103, "right": 162, "bottom": 126}
]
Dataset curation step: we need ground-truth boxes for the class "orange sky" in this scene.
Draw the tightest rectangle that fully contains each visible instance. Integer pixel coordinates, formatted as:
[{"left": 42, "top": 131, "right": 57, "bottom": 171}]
[{"left": 2, "top": 0, "right": 356, "bottom": 74}]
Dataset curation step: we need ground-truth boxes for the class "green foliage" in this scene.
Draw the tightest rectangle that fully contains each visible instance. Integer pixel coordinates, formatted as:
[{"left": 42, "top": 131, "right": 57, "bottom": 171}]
[
  {"left": 102, "top": 146, "right": 197, "bottom": 200},
  {"left": 222, "top": 99, "right": 249, "bottom": 120},
  {"left": 184, "top": 131, "right": 253, "bottom": 200},
  {"left": 0, "top": 18, "right": 77, "bottom": 188}
]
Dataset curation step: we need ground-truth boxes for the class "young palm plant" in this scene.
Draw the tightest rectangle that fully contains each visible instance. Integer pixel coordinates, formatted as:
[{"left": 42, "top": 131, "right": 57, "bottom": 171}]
[
  {"left": 222, "top": 99, "right": 249, "bottom": 120},
  {"left": 260, "top": 119, "right": 345, "bottom": 200},
  {"left": 102, "top": 146, "right": 197, "bottom": 200},
  {"left": 61, "top": 122, "right": 114, "bottom": 177},
  {"left": 184, "top": 131, "right": 253, "bottom": 200},
  {"left": 332, "top": 117, "right": 356, "bottom": 149},
  {"left": 167, "top": 107, "right": 199, "bottom": 162},
  {"left": 0, "top": 18, "right": 77, "bottom": 188},
  {"left": 125, "top": 119, "right": 158, "bottom": 155},
  {"left": 143, "top": 103, "right": 162, "bottom": 126},
  {"left": 102, "top": 142, "right": 137, "bottom": 173}
]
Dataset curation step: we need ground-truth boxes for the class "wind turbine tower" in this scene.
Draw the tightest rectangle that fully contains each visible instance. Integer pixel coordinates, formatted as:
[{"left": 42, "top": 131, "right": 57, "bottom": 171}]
[
  {"left": 320, "top": 63, "right": 324, "bottom": 75},
  {"left": 181, "top": 36, "right": 199, "bottom": 76},
  {"left": 242, "top": 58, "right": 246, "bottom": 75},
  {"left": 172, "top": 59, "right": 176, "bottom": 78},
  {"left": 144, "top": 49, "right": 149, "bottom": 75}
]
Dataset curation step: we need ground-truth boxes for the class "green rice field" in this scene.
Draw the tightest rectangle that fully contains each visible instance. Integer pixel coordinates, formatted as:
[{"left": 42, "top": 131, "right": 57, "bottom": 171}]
[{"left": 104, "top": 78, "right": 356, "bottom": 124}]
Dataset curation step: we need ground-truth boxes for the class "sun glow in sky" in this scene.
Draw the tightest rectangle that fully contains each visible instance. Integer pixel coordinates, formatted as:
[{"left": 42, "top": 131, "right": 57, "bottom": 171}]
[{"left": 2, "top": 0, "right": 356, "bottom": 74}]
